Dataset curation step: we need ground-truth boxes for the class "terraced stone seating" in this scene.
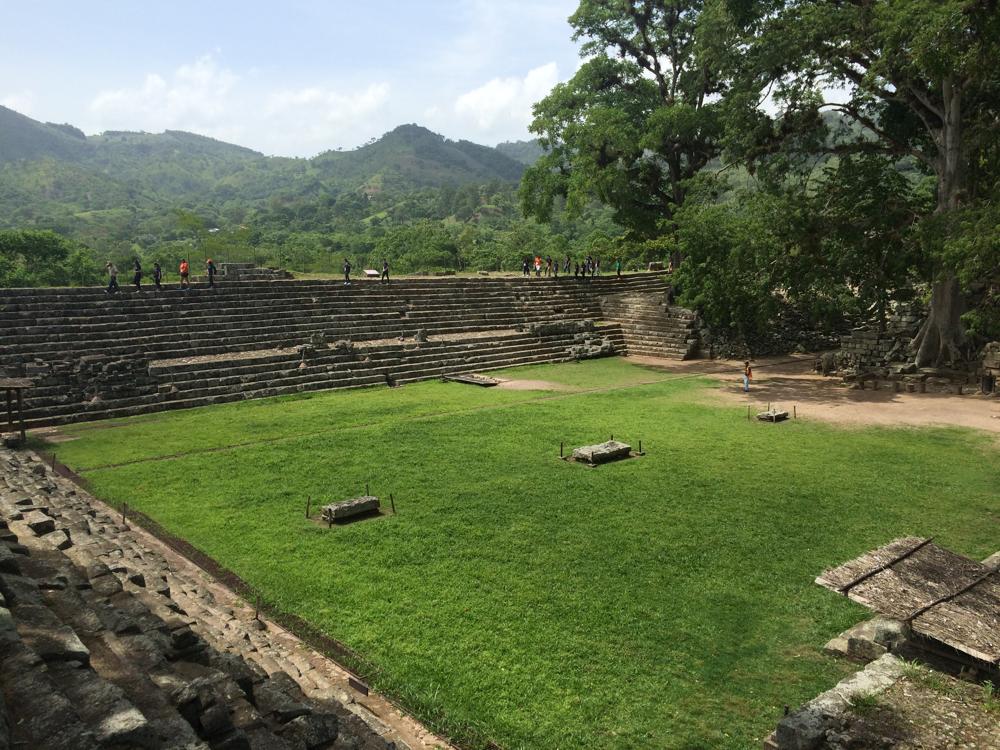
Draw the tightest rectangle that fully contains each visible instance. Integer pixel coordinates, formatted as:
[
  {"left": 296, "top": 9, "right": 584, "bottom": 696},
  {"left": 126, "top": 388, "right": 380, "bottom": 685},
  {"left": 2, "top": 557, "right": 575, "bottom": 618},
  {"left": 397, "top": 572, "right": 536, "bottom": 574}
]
[
  {"left": 0, "top": 448, "right": 439, "bottom": 749},
  {"left": 1, "top": 274, "right": 680, "bottom": 427},
  {"left": 600, "top": 290, "right": 699, "bottom": 359}
]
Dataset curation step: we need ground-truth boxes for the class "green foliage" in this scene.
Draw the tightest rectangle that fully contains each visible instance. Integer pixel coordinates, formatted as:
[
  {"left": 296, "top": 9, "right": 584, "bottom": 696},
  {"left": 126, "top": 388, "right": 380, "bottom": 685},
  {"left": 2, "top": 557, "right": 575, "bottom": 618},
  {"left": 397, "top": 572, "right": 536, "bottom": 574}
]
[
  {"left": 847, "top": 692, "right": 882, "bottom": 717},
  {"left": 522, "top": 1, "right": 734, "bottom": 238},
  {"left": 673, "top": 188, "right": 784, "bottom": 351},
  {"left": 0, "top": 229, "right": 99, "bottom": 287},
  {"left": 0, "top": 108, "right": 640, "bottom": 282},
  {"left": 51, "top": 358, "right": 1000, "bottom": 749}
]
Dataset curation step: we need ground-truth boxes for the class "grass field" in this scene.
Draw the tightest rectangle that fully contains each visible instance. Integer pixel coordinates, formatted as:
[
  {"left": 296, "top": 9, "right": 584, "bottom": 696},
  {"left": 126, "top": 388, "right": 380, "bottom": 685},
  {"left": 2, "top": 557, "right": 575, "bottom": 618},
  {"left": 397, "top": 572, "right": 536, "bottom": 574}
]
[{"left": 48, "top": 358, "right": 1000, "bottom": 749}]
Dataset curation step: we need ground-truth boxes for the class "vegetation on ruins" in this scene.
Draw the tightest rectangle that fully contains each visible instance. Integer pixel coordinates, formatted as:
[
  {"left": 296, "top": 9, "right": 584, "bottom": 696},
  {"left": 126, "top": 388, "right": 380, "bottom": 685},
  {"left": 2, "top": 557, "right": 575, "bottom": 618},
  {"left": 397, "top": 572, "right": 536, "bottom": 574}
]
[
  {"left": 523, "top": 0, "right": 1000, "bottom": 362},
  {"left": 49, "top": 358, "right": 1000, "bottom": 749}
]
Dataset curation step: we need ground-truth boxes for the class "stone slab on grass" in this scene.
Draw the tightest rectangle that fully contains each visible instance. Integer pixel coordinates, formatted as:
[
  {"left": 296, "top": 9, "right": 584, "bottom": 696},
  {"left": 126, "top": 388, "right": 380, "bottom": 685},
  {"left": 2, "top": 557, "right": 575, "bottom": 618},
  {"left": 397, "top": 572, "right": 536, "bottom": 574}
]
[
  {"left": 572, "top": 440, "right": 632, "bottom": 465},
  {"left": 322, "top": 496, "right": 380, "bottom": 523}
]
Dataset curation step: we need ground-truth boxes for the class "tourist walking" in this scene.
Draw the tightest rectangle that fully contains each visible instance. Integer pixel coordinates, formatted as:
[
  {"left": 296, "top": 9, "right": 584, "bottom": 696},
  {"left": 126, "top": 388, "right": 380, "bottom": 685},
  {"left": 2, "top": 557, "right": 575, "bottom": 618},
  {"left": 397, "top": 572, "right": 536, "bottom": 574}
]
[
  {"left": 545, "top": 256, "right": 553, "bottom": 277},
  {"left": 381, "top": 259, "right": 390, "bottom": 284},
  {"left": 105, "top": 262, "right": 119, "bottom": 295},
  {"left": 132, "top": 259, "right": 142, "bottom": 291},
  {"left": 534, "top": 255, "right": 542, "bottom": 277},
  {"left": 206, "top": 258, "right": 217, "bottom": 288},
  {"left": 152, "top": 262, "right": 162, "bottom": 290},
  {"left": 343, "top": 258, "right": 352, "bottom": 285},
  {"left": 595, "top": 258, "right": 601, "bottom": 276},
  {"left": 563, "top": 255, "right": 571, "bottom": 275},
  {"left": 522, "top": 257, "right": 530, "bottom": 277},
  {"left": 179, "top": 258, "right": 190, "bottom": 289},
  {"left": 615, "top": 257, "right": 622, "bottom": 278},
  {"left": 743, "top": 361, "right": 753, "bottom": 392}
]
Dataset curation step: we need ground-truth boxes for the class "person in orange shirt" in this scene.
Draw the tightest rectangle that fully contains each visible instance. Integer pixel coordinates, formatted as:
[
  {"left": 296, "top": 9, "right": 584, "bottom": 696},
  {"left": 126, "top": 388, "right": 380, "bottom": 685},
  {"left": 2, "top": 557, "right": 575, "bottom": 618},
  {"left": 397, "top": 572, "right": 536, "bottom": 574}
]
[{"left": 179, "top": 259, "right": 190, "bottom": 289}]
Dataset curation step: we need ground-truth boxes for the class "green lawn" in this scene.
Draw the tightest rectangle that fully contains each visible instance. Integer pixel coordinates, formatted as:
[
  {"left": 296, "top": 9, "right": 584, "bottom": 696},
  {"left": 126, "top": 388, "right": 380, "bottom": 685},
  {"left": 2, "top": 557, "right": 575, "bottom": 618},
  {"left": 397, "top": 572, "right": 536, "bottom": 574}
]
[{"left": 48, "top": 359, "right": 1000, "bottom": 749}]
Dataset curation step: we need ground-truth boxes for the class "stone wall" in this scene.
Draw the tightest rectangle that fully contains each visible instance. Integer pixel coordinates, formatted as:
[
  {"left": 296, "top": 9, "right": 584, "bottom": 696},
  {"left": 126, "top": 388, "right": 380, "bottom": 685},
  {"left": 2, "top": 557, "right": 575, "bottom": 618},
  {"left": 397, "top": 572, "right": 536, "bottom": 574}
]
[{"left": 837, "top": 303, "right": 923, "bottom": 370}]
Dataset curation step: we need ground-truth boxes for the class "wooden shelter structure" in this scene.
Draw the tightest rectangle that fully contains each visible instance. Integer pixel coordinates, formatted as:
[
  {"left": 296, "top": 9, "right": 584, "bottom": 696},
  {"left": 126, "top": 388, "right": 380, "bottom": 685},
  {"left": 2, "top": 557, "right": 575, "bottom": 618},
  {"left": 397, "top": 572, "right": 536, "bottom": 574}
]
[
  {"left": 816, "top": 537, "right": 1000, "bottom": 668},
  {"left": 1, "top": 378, "right": 32, "bottom": 443}
]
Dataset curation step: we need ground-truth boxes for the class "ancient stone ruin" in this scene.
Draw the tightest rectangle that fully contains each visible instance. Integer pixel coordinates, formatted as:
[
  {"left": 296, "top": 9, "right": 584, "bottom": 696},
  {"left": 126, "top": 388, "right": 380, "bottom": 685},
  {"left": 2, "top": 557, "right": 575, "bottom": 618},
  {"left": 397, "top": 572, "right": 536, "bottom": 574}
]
[
  {"left": 571, "top": 440, "right": 633, "bottom": 465},
  {"left": 0, "top": 448, "right": 446, "bottom": 749},
  {"left": 322, "top": 497, "right": 380, "bottom": 524},
  {"left": 0, "top": 273, "right": 697, "bottom": 429}
]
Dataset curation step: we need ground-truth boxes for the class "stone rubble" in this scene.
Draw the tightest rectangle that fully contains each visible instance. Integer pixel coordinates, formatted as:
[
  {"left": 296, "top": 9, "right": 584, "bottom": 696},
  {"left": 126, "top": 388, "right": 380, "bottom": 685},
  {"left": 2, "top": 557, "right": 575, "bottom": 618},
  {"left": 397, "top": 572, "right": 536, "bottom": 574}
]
[{"left": 0, "top": 448, "right": 452, "bottom": 750}]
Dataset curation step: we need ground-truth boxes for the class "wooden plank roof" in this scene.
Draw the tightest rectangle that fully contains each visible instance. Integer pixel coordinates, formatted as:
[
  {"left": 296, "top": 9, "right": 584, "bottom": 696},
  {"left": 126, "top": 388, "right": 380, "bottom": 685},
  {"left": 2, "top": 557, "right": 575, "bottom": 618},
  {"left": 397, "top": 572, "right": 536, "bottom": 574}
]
[{"left": 816, "top": 537, "right": 1000, "bottom": 665}]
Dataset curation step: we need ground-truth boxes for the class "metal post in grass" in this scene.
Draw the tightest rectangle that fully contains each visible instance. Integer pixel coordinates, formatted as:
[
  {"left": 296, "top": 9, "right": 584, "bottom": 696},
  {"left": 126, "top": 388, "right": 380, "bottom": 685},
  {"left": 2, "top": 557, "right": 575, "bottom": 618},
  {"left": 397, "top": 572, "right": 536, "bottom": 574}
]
[
  {"left": 794, "top": 405, "right": 797, "bottom": 419},
  {"left": 121, "top": 502, "right": 127, "bottom": 526},
  {"left": 747, "top": 404, "right": 751, "bottom": 421},
  {"left": 366, "top": 480, "right": 369, "bottom": 497},
  {"left": 638, "top": 439, "right": 642, "bottom": 454},
  {"left": 390, "top": 493, "right": 396, "bottom": 514},
  {"left": 306, "top": 496, "right": 311, "bottom": 518},
  {"left": 255, "top": 593, "right": 261, "bottom": 621},
  {"left": 560, "top": 442, "right": 564, "bottom": 458}
]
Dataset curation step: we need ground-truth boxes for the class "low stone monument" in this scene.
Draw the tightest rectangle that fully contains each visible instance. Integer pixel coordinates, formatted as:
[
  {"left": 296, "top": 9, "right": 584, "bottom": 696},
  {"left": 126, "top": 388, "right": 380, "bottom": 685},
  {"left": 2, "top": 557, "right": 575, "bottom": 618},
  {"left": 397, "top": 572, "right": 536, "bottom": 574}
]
[
  {"left": 572, "top": 440, "right": 632, "bottom": 465},
  {"left": 757, "top": 409, "right": 789, "bottom": 422},
  {"left": 322, "top": 496, "right": 380, "bottom": 524},
  {"left": 442, "top": 373, "right": 499, "bottom": 387}
]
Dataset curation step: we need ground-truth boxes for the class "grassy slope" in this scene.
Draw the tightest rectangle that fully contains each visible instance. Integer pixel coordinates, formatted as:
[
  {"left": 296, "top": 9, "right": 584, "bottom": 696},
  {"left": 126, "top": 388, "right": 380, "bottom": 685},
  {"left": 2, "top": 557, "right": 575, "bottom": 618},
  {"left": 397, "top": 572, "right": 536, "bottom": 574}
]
[{"left": 51, "top": 359, "right": 1000, "bottom": 750}]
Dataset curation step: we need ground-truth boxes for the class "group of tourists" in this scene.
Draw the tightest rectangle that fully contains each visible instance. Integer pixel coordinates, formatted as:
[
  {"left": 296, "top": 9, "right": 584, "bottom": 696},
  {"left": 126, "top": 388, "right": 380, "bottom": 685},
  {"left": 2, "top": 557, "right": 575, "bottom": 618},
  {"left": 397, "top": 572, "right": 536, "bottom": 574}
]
[
  {"left": 105, "top": 258, "right": 216, "bottom": 294},
  {"left": 521, "top": 255, "right": 623, "bottom": 280}
]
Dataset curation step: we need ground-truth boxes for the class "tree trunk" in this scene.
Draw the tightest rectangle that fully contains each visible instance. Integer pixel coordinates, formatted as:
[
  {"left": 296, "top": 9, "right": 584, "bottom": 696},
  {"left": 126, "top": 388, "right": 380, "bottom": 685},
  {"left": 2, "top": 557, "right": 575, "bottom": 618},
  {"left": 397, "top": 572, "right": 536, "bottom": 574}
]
[
  {"left": 911, "top": 276, "right": 966, "bottom": 367},
  {"left": 911, "top": 76, "right": 966, "bottom": 367}
]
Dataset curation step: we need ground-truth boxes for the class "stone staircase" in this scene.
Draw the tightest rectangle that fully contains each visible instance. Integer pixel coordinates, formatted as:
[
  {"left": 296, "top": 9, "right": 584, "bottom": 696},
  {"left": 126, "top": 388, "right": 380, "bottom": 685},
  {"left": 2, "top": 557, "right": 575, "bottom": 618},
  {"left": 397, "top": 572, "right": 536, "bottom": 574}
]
[
  {"left": 599, "top": 290, "right": 699, "bottom": 359},
  {"left": 1, "top": 274, "right": 676, "bottom": 428},
  {"left": 0, "top": 448, "right": 450, "bottom": 749}
]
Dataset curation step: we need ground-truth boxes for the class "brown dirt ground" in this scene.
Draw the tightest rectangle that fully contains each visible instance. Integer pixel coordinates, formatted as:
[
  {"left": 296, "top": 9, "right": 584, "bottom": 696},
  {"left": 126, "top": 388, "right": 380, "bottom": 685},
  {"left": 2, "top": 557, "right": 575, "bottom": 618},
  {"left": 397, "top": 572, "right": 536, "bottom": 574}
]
[
  {"left": 627, "top": 354, "right": 1000, "bottom": 435},
  {"left": 493, "top": 377, "right": 572, "bottom": 391}
]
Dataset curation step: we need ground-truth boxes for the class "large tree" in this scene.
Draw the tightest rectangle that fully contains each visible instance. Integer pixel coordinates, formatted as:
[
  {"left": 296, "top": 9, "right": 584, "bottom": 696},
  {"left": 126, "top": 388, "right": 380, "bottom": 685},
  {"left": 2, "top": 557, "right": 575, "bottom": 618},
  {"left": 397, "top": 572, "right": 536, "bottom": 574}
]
[
  {"left": 521, "top": 0, "right": 735, "bottom": 240},
  {"left": 732, "top": 0, "right": 1000, "bottom": 366}
]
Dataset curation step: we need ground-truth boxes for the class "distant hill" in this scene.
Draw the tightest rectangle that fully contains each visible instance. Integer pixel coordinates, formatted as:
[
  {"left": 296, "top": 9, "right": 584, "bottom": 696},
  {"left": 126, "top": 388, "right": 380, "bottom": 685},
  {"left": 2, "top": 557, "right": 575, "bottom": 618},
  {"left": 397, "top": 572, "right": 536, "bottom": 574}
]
[
  {"left": 495, "top": 139, "right": 545, "bottom": 166},
  {"left": 0, "top": 106, "right": 91, "bottom": 164},
  {"left": 0, "top": 107, "right": 525, "bottom": 201},
  {"left": 313, "top": 124, "right": 524, "bottom": 194}
]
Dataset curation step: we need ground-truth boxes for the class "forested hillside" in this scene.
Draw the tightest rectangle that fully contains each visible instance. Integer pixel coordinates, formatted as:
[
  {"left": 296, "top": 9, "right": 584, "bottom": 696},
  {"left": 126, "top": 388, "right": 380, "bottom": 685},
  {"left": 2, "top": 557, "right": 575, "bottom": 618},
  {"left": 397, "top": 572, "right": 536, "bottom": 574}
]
[{"left": 0, "top": 107, "right": 626, "bottom": 284}]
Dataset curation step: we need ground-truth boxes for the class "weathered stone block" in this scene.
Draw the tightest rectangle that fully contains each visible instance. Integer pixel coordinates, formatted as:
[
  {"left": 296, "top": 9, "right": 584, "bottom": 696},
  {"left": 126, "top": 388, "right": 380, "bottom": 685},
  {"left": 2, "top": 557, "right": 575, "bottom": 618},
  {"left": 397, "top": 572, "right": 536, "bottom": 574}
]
[
  {"left": 322, "top": 496, "right": 379, "bottom": 522},
  {"left": 572, "top": 440, "right": 631, "bottom": 464},
  {"left": 23, "top": 510, "right": 56, "bottom": 536}
]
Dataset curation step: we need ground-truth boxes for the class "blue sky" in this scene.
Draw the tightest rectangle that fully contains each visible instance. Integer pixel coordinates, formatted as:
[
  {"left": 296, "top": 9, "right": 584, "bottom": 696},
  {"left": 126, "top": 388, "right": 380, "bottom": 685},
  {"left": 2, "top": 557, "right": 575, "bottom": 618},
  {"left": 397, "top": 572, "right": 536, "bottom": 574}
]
[{"left": 0, "top": 1, "right": 582, "bottom": 156}]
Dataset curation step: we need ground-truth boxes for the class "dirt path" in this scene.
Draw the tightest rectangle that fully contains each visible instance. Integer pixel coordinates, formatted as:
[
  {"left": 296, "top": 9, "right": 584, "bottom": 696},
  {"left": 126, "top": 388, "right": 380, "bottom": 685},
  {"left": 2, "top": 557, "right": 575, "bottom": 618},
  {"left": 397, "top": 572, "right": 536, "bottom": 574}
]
[{"left": 628, "top": 354, "right": 1000, "bottom": 434}]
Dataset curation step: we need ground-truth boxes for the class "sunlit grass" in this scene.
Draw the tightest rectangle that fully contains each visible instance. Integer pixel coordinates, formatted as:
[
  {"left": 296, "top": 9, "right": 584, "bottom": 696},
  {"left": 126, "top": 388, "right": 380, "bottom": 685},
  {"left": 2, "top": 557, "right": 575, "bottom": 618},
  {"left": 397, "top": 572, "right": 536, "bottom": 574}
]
[{"left": 51, "top": 358, "right": 1000, "bottom": 749}]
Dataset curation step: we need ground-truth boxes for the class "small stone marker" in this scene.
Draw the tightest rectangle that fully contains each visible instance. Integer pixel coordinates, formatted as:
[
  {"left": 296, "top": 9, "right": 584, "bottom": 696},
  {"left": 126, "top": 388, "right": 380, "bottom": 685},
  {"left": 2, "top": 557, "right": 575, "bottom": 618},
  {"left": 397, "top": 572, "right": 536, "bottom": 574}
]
[
  {"left": 757, "top": 409, "right": 789, "bottom": 422},
  {"left": 322, "top": 496, "right": 380, "bottom": 524},
  {"left": 442, "top": 373, "right": 500, "bottom": 387},
  {"left": 572, "top": 440, "right": 632, "bottom": 465}
]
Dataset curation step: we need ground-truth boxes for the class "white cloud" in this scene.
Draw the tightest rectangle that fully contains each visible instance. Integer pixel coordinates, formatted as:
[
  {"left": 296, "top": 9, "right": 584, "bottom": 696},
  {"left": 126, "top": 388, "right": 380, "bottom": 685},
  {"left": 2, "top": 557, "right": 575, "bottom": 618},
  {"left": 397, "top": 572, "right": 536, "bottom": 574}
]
[
  {"left": 84, "top": 54, "right": 391, "bottom": 155},
  {"left": 89, "top": 56, "right": 238, "bottom": 134},
  {"left": 453, "top": 62, "right": 559, "bottom": 140},
  {"left": 265, "top": 82, "right": 389, "bottom": 124},
  {"left": 1, "top": 90, "right": 35, "bottom": 116}
]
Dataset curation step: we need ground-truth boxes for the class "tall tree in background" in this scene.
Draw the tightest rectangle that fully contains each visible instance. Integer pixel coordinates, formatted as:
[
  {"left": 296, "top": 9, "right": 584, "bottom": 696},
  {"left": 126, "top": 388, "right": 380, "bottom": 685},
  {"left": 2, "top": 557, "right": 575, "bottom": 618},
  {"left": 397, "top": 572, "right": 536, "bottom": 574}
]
[
  {"left": 733, "top": 0, "right": 1000, "bottom": 366},
  {"left": 521, "top": 0, "right": 734, "bottom": 240}
]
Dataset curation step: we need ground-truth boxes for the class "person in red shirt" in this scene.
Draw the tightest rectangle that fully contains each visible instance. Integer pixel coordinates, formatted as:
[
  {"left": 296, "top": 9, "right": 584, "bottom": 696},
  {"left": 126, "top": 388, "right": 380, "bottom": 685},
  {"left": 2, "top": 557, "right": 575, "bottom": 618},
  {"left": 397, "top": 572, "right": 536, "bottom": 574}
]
[{"left": 179, "top": 259, "right": 190, "bottom": 289}]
